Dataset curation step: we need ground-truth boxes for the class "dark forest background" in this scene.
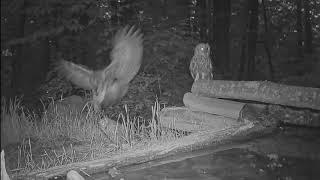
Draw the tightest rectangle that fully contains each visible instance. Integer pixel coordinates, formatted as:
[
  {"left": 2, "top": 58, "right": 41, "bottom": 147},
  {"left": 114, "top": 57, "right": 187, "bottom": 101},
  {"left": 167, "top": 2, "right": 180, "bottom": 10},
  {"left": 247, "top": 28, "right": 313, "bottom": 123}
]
[{"left": 1, "top": 0, "right": 320, "bottom": 108}]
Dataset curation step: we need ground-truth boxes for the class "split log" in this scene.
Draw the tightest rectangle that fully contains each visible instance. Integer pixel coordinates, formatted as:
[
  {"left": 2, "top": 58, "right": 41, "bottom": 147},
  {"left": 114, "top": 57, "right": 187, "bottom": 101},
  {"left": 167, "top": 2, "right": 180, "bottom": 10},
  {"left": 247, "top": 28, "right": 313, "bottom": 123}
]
[
  {"left": 192, "top": 80, "right": 320, "bottom": 110},
  {"left": 159, "top": 107, "right": 241, "bottom": 132},
  {"left": 183, "top": 92, "right": 246, "bottom": 119}
]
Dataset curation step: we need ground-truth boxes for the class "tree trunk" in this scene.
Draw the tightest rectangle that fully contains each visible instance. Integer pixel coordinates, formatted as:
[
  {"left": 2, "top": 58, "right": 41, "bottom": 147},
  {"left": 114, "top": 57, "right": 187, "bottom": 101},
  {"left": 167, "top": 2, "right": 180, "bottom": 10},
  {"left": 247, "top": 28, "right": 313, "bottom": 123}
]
[
  {"left": 304, "top": 0, "right": 313, "bottom": 54},
  {"left": 241, "top": 0, "right": 259, "bottom": 80},
  {"left": 189, "top": 0, "right": 197, "bottom": 34},
  {"left": 206, "top": 0, "right": 214, "bottom": 46},
  {"left": 232, "top": 0, "right": 248, "bottom": 80},
  {"left": 261, "top": 0, "right": 274, "bottom": 80},
  {"left": 12, "top": 0, "right": 26, "bottom": 96},
  {"left": 296, "top": 0, "right": 303, "bottom": 57},
  {"left": 192, "top": 80, "right": 320, "bottom": 110},
  {"left": 198, "top": 0, "right": 207, "bottom": 41},
  {"left": 238, "top": 35, "right": 247, "bottom": 80},
  {"left": 213, "top": 0, "right": 231, "bottom": 73}
]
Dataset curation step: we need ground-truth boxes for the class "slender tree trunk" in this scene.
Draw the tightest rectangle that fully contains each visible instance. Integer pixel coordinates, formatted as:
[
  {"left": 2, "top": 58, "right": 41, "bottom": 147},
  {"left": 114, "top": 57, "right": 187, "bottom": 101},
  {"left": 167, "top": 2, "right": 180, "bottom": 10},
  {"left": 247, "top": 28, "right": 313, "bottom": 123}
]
[
  {"left": 213, "top": 0, "right": 231, "bottom": 74},
  {"left": 12, "top": 0, "right": 26, "bottom": 96},
  {"left": 233, "top": 0, "right": 249, "bottom": 80},
  {"left": 261, "top": 0, "right": 274, "bottom": 80},
  {"left": 239, "top": 0, "right": 259, "bottom": 80},
  {"left": 189, "top": 0, "right": 197, "bottom": 34},
  {"left": 246, "top": 0, "right": 259, "bottom": 80},
  {"left": 296, "top": 0, "right": 303, "bottom": 57},
  {"left": 239, "top": 35, "right": 247, "bottom": 80},
  {"left": 198, "top": 0, "right": 207, "bottom": 41},
  {"left": 206, "top": 0, "right": 214, "bottom": 45},
  {"left": 161, "top": 0, "right": 168, "bottom": 20},
  {"left": 304, "top": 0, "right": 313, "bottom": 54},
  {"left": 225, "top": 0, "right": 231, "bottom": 73}
]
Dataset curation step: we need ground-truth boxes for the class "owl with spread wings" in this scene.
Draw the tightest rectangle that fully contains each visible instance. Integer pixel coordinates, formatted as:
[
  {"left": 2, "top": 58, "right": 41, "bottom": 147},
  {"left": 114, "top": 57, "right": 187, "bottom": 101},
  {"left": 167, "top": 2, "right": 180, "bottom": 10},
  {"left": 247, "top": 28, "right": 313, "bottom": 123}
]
[
  {"left": 189, "top": 43, "right": 213, "bottom": 81},
  {"left": 56, "top": 26, "right": 143, "bottom": 111}
]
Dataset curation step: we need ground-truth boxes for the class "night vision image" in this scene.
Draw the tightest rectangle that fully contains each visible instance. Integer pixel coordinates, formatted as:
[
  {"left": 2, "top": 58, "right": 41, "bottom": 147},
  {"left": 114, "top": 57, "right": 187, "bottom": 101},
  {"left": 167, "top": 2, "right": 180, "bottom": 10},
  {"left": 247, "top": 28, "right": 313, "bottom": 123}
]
[{"left": 1, "top": 0, "right": 319, "bottom": 179}]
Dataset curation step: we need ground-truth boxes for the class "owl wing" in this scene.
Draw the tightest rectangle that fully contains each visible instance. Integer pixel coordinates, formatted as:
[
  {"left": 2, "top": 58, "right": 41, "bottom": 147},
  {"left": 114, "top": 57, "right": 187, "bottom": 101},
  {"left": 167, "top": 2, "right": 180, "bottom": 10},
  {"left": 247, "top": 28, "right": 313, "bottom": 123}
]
[
  {"left": 203, "top": 56, "right": 213, "bottom": 78},
  {"left": 56, "top": 60, "right": 95, "bottom": 90},
  {"left": 189, "top": 56, "right": 197, "bottom": 80},
  {"left": 107, "top": 25, "right": 143, "bottom": 84}
]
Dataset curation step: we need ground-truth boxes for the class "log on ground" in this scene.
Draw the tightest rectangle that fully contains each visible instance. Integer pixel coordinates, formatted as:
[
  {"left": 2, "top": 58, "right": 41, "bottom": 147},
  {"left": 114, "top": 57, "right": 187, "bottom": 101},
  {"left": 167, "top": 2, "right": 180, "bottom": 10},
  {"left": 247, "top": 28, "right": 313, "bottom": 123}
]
[
  {"left": 192, "top": 80, "right": 320, "bottom": 110},
  {"left": 183, "top": 92, "right": 246, "bottom": 119},
  {"left": 159, "top": 107, "right": 241, "bottom": 132}
]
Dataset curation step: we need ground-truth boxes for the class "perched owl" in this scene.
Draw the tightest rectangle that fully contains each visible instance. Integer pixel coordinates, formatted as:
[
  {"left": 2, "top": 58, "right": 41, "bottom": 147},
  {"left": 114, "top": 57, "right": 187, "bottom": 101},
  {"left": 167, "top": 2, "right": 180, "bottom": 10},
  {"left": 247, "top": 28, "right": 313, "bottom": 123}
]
[
  {"left": 56, "top": 26, "right": 143, "bottom": 111},
  {"left": 189, "top": 43, "right": 213, "bottom": 81}
]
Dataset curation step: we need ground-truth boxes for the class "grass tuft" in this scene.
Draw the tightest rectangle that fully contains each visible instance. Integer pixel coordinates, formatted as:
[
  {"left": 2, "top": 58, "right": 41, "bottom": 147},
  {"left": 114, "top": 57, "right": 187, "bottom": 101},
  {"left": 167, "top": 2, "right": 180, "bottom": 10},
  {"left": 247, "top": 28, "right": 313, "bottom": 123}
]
[
  {"left": 1, "top": 97, "right": 36, "bottom": 148},
  {"left": 2, "top": 96, "right": 184, "bottom": 174}
]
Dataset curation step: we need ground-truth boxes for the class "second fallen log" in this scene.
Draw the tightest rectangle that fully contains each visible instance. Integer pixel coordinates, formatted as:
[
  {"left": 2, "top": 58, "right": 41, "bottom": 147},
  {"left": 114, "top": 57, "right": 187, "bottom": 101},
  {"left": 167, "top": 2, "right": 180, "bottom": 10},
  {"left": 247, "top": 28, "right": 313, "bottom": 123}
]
[
  {"left": 183, "top": 92, "right": 246, "bottom": 119},
  {"left": 191, "top": 80, "right": 320, "bottom": 110}
]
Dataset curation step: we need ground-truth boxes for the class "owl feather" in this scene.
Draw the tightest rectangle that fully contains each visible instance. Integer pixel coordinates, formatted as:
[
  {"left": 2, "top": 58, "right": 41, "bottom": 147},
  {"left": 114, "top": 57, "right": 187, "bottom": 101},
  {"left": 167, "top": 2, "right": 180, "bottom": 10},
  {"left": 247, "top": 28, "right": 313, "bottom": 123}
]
[{"left": 56, "top": 25, "right": 143, "bottom": 110}]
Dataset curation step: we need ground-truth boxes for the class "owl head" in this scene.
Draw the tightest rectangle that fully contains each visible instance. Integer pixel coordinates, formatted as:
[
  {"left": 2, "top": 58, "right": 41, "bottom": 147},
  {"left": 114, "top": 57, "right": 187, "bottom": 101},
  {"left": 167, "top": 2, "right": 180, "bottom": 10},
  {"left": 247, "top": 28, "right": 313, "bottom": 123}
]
[{"left": 194, "top": 43, "right": 211, "bottom": 57}]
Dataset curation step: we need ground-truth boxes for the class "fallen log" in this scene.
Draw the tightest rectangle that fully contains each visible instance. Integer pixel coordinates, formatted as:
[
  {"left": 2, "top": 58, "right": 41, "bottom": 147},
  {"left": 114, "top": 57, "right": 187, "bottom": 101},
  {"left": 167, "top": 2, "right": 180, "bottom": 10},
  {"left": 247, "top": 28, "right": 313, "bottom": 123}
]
[
  {"left": 192, "top": 80, "right": 320, "bottom": 110},
  {"left": 183, "top": 92, "right": 246, "bottom": 119},
  {"left": 159, "top": 102, "right": 277, "bottom": 133},
  {"left": 159, "top": 107, "right": 241, "bottom": 132}
]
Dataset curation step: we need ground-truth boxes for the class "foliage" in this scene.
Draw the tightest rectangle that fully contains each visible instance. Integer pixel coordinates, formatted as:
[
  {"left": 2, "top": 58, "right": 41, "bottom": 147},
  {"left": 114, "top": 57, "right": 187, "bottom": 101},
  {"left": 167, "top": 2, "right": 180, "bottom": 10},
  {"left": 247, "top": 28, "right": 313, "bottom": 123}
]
[
  {"left": 2, "top": 0, "right": 146, "bottom": 46},
  {"left": 266, "top": 0, "right": 320, "bottom": 44}
]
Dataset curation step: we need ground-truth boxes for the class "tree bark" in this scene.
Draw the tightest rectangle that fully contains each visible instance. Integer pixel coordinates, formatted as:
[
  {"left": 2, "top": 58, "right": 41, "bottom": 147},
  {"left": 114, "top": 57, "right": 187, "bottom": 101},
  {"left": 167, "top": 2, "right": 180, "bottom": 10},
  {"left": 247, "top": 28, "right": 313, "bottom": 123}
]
[
  {"left": 192, "top": 80, "right": 320, "bottom": 110},
  {"left": 198, "top": 0, "right": 207, "bottom": 42},
  {"left": 295, "top": 0, "right": 303, "bottom": 57},
  {"left": 12, "top": 0, "right": 27, "bottom": 96},
  {"left": 159, "top": 106, "right": 240, "bottom": 132},
  {"left": 261, "top": 0, "right": 274, "bottom": 80},
  {"left": 206, "top": 0, "right": 214, "bottom": 46},
  {"left": 240, "top": 0, "right": 259, "bottom": 80},
  {"left": 304, "top": 0, "right": 313, "bottom": 54},
  {"left": 232, "top": 0, "right": 248, "bottom": 80},
  {"left": 183, "top": 92, "right": 245, "bottom": 119},
  {"left": 213, "top": 0, "right": 231, "bottom": 73}
]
